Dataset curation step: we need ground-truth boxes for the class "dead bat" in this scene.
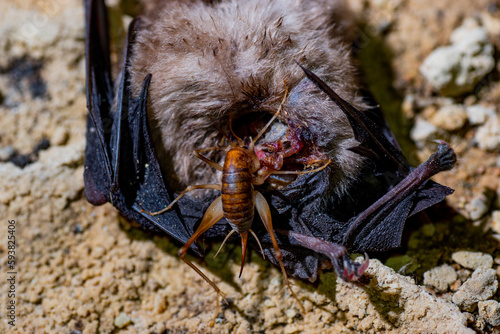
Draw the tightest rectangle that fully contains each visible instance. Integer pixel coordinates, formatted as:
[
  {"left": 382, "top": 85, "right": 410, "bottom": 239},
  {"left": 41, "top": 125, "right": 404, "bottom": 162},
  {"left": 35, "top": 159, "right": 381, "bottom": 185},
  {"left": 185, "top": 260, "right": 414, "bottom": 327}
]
[{"left": 84, "top": 0, "right": 456, "bottom": 286}]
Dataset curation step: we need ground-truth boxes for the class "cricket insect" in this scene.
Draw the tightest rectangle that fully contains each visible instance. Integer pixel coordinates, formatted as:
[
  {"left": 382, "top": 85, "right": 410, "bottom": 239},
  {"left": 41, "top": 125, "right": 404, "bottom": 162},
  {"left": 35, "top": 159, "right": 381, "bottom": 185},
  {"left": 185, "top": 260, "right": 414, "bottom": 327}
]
[
  {"left": 147, "top": 90, "right": 330, "bottom": 310},
  {"left": 84, "top": 0, "right": 457, "bottom": 311}
]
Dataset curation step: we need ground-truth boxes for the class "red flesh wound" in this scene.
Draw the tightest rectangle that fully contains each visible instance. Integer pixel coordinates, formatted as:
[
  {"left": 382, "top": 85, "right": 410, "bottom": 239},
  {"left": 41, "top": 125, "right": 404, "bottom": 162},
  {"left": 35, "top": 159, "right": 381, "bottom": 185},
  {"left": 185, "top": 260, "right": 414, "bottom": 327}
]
[{"left": 254, "top": 121, "right": 328, "bottom": 173}]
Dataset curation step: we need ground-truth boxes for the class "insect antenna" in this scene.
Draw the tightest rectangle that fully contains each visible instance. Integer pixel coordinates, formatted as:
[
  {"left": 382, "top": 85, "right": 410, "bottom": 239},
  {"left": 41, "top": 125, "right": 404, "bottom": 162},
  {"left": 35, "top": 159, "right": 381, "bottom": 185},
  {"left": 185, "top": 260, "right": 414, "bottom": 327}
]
[
  {"left": 229, "top": 110, "right": 245, "bottom": 147},
  {"left": 208, "top": 115, "right": 232, "bottom": 144},
  {"left": 249, "top": 86, "right": 288, "bottom": 150}
]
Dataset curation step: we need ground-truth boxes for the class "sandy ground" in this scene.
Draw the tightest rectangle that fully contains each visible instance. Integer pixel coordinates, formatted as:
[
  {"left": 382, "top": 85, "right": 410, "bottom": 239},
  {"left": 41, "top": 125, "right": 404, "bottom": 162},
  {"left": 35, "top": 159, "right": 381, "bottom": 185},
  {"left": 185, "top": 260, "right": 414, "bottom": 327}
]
[{"left": 1, "top": 0, "right": 500, "bottom": 333}]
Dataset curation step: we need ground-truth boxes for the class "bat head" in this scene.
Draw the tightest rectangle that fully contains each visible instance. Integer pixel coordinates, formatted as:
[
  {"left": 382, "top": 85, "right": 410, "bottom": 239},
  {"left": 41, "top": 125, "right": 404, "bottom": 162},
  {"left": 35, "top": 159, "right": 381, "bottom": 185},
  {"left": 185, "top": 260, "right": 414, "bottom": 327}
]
[{"left": 127, "top": 0, "right": 367, "bottom": 198}]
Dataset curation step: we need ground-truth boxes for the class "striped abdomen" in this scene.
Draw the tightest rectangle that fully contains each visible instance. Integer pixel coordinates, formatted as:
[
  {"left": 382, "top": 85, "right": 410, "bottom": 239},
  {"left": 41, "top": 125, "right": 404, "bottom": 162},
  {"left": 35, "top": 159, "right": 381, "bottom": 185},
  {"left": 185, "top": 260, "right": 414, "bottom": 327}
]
[{"left": 221, "top": 147, "right": 255, "bottom": 233}]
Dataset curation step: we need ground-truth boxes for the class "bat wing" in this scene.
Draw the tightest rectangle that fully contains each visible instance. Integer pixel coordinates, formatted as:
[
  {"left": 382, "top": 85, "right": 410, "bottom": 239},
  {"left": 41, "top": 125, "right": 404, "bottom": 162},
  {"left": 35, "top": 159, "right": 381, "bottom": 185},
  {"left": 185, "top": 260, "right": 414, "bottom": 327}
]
[
  {"left": 84, "top": 0, "right": 113, "bottom": 206},
  {"left": 264, "top": 66, "right": 456, "bottom": 280},
  {"left": 298, "top": 66, "right": 454, "bottom": 249},
  {"left": 84, "top": 0, "right": 456, "bottom": 281},
  {"left": 84, "top": 0, "right": 207, "bottom": 253}
]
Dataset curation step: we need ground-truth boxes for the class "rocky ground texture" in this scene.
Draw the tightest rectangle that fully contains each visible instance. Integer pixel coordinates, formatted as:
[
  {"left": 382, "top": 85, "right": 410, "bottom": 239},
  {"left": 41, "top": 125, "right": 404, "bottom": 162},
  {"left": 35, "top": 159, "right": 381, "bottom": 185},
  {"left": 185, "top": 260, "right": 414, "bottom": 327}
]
[{"left": 1, "top": 0, "right": 500, "bottom": 333}]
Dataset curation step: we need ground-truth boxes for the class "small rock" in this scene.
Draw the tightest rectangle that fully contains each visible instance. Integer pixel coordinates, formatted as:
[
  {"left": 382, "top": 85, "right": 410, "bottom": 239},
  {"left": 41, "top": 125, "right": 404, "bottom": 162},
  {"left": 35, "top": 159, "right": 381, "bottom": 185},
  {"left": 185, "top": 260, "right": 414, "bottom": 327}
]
[
  {"left": 430, "top": 104, "right": 468, "bottom": 131},
  {"left": 402, "top": 94, "right": 415, "bottom": 118},
  {"left": 456, "top": 269, "right": 472, "bottom": 282},
  {"left": 114, "top": 312, "right": 132, "bottom": 328},
  {"left": 410, "top": 117, "right": 437, "bottom": 142},
  {"left": 478, "top": 300, "right": 500, "bottom": 326},
  {"left": 466, "top": 105, "right": 497, "bottom": 125},
  {"left": 482, "top": 11, "right": 500, "bottom": 36},
  {"left": 0, "top": 146, "right": 15, "bottom": 161},
  {"left": 27, "top": 291, "right": 41, "bottom": 304},
  {"left": 153, "top": 294, "right": 167, "bottom": 314},
  {"left": 423, "top": 264, "right": 458, "bottom": 292},
  {"left": 463, "top": 95, "right": 477, "bottom": 106},
  {"left": 51, "top": 127, "right": 69, "bottom": 146},
  {"left": 464, "top": 192, "right": 492, "bottom": 221},
  {"left": 421, "top": 223, "right": 436, "bottom": 237},
  {"left": 91, "top": 246, "right": 105, "bottom": 259},
  {"left": 286, "top": 308, "right": 298, "bottom": 321},
  {"left": 452, "top": 251, "right": 493, "bottom": 269},
  {"left": 491, "top": 211, "right": 500, "bottom": 234},
  {"left": 450, "top": 280, "right": 462, "bottom": 291},
  {"left": 475, "top": 117, "right": 500, "bottom": 151},
  {"left": 420, "top": 19, "right": 494, "bottom": 96},
  {"left": 452, "top": 268, "right": 498, "bottom": 312},
  {"left": 385, "top": 255, "right": 419, "bottom": 274}
]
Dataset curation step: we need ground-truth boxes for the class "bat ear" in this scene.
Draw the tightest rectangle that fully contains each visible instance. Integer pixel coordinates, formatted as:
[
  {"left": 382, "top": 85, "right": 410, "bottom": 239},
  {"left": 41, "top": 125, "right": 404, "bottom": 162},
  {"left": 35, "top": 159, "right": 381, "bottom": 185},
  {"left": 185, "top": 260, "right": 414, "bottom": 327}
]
[{"left": 296, "top": 62, "right": 409, "bottom": 171}]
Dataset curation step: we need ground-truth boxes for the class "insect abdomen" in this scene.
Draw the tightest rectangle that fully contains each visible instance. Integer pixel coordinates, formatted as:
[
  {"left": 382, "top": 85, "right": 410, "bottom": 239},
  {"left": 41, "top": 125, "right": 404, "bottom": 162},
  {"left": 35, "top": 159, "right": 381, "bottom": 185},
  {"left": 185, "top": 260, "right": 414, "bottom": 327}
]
[{"left": 221, "top": 148, "right": 254, "bottom": 231}]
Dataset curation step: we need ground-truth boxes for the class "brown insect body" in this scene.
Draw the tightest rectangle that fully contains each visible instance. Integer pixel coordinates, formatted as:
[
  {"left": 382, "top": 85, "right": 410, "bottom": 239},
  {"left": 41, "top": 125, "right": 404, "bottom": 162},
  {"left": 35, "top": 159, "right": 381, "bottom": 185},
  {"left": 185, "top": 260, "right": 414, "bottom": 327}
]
[
  {"left": 221, "top": 147, "right": 255, "bottom": 234},
  {"left": 220, "top": 147, "right": 256, "bottom": 275}
]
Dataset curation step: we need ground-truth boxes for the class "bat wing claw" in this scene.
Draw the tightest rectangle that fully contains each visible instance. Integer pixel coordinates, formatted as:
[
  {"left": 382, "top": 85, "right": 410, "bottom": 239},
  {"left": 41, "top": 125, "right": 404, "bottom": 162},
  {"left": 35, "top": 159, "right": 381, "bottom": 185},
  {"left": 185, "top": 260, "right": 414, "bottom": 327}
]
[{"left": 436, "top": 141, "right": 457, "bottom": 171}]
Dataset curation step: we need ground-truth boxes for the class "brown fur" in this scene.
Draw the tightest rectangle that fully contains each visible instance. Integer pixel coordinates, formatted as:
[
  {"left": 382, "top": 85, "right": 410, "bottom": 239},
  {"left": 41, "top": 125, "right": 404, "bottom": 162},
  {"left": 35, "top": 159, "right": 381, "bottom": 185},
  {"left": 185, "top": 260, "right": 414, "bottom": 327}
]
[{"left": 129, "top": 0, "right": 367, "bottom": 197}]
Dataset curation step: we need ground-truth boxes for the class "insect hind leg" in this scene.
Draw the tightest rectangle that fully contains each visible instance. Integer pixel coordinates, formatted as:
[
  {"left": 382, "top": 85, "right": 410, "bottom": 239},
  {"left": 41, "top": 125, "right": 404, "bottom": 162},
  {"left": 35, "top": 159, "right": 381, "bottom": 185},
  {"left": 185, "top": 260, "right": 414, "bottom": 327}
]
[
  {"left": 254, "top": 191, "right": 305, "bottom": 313},
  {"left": 178, "top": 196, "right": 229, "bottom": 303}
]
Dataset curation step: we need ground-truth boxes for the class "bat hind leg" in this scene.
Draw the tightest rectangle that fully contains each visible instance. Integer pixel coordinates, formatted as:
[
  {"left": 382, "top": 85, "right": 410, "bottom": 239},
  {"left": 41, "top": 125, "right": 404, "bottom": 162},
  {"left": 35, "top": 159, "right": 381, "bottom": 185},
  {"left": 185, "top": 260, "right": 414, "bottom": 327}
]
[{"left": 289, "top": 231, "right": 369, "bottom": 281}]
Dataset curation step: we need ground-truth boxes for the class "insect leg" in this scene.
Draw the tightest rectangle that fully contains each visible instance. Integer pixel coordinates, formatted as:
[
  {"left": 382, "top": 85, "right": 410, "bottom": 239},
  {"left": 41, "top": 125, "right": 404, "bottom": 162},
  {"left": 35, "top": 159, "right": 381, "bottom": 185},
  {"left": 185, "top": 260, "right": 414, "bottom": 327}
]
[
  {"left": 265, "top": 177, "right": 292, "bottom": 187},
  {"left": 193, "top": 149, "right": 224, "bottom": 171},
  {"left": 267, "top": 159, "right": 331, "bottom": 176},
  {"left": 178, "top": 196, "right": 228, "bottom": 301},
  {"left": 151, "top": 184, "right": 221, "bottom": 215},
  {"left": 252, "top": 160, "right": 330, "bottom": 185},
  {"left": 254, "top": 191, "right": 305, "bottom": 313},
  {"left": 195, "top": 146, "right": 223, "bottom": 153}
]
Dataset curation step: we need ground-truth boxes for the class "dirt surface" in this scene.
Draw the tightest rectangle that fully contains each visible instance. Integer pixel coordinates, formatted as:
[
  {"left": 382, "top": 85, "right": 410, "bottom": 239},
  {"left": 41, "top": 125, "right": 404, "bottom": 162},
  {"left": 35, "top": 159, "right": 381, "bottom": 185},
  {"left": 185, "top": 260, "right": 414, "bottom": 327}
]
[{"left": 1, "top": 0, "right": 500, "bottom": 333}]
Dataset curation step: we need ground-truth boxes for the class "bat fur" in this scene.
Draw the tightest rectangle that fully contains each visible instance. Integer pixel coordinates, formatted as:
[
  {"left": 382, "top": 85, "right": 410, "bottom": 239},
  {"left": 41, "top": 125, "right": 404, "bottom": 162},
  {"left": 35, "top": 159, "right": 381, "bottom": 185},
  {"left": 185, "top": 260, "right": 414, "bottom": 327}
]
[{"left": 127, "top": 0, "right": 367, "bottom": 197}]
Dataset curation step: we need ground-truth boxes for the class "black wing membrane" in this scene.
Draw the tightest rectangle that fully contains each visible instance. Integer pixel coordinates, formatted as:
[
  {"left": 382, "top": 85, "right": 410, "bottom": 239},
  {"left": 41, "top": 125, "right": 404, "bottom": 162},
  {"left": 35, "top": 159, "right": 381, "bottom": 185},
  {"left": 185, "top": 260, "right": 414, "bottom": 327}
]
[
  {"left": 84, "top": 0, "right": 113, "bottom": 205},
  {"left": 264, "top": 66, "right": 456, "bottom": 281},
  {"left": 84, "top": 0, "right": 206, "bottom": 253},
  {"left": 298, "top": 66, "right": 455, "bottom": 251}
]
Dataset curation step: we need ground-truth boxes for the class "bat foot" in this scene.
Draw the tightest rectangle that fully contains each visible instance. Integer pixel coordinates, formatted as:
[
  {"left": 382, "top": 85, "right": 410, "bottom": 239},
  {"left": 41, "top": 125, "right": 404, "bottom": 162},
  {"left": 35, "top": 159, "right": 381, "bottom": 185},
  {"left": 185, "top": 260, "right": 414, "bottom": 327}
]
[
  {"left": 333, "top": 253, "right": 369, "bottom": 282},
  {"left": 288, "top": 231, "right": 369, "bottom": 281}
]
